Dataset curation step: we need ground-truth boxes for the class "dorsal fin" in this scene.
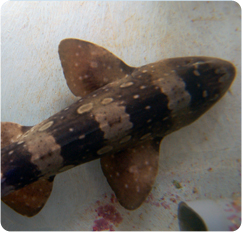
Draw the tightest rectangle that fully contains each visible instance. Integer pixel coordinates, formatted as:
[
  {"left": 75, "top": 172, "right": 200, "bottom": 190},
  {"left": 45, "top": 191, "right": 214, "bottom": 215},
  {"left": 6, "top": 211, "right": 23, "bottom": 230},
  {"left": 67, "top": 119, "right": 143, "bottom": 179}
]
[
  {"left": 100, "top": 139, "right": 161, "bottom": 210},
  {"left": 2, "top": 176, "right": 55, "bottom": 217},
  {"left": 1, "top": 122, "right": 31, "bottom": 147},
  {"left": 58, "top": 38, "right": 135, "bottom": 97}
]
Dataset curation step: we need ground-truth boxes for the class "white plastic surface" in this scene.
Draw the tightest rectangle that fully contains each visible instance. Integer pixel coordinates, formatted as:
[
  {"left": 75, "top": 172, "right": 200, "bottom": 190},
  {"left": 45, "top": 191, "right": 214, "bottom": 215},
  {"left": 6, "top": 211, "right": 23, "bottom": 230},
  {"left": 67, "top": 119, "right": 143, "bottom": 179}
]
[
  {"left": 1, "top": 2, "right": 241, "bottom": 231},
  {"left": 187, "top": 200, "right": 230, "bottom": 231},
  {"left": 185, "top": 198, "right": 241, "bottom": 231}
]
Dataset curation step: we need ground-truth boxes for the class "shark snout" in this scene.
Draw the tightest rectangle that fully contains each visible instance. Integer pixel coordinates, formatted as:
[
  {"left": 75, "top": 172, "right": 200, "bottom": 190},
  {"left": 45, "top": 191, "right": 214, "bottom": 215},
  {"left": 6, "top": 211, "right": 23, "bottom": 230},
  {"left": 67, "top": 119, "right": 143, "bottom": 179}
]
[
  {"left": 215, "top": 59, "right": 236, "bottom": 95},
  {"left": 197, "top": 57, "right": 236, "bottom": 99}
]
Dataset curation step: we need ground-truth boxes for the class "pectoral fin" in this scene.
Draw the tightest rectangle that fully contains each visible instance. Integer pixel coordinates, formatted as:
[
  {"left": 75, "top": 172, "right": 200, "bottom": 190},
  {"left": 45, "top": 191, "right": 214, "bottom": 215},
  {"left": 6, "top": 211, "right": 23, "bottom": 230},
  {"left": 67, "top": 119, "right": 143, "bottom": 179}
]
[
  {"left": 58, "top": 39, "right": 135, "bottom": 97},
  {"left": 2, "top": 176, "right": 55, "bottom": 217},
  {"left": 100, "top": 139, "right": 161, "bottom": 210}
]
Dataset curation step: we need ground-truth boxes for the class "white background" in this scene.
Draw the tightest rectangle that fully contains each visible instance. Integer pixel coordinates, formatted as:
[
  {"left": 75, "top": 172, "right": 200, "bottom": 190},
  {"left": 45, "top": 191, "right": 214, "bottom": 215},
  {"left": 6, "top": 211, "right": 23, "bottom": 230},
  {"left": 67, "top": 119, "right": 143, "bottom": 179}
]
[{"left": 1, "top": 1, "right": 241, "bottom": 230}]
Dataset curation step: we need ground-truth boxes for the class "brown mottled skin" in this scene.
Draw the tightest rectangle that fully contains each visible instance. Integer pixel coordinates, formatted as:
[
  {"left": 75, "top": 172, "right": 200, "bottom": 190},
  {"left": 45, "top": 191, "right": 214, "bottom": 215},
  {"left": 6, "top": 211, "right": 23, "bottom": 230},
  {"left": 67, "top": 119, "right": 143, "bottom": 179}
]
[{"left": 1, "top": 39, "right": 236, "bottom": 216}]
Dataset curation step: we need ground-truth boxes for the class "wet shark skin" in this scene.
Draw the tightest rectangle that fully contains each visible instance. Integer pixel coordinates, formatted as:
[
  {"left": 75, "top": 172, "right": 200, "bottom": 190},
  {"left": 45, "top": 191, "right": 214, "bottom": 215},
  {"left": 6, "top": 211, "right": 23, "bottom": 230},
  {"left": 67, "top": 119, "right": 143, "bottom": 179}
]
[
  {"left": 1, "top": 39, "right": 236, "bottom": 216},
  {"left": 2, "top": 70, "right": 172, "bottom": 195},
  {"left": 2, "top": 56, "right": 235, "bottom": 197}
]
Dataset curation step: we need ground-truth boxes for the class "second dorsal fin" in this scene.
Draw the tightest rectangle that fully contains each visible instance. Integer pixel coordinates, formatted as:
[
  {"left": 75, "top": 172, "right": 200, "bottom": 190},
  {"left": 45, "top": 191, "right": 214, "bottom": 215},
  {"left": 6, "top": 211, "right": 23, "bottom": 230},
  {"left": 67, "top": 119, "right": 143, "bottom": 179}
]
[{"left": 58, "top": 39, "right": 135, "bottom": 97}]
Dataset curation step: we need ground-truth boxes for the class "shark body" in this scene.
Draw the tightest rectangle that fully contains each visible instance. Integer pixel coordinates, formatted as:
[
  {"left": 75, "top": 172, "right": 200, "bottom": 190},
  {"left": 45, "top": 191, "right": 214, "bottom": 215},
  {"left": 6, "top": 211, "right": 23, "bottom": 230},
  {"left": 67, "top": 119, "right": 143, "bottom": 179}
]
[{"left": 1, "top": 39, "right": 236, "bottom": 217}]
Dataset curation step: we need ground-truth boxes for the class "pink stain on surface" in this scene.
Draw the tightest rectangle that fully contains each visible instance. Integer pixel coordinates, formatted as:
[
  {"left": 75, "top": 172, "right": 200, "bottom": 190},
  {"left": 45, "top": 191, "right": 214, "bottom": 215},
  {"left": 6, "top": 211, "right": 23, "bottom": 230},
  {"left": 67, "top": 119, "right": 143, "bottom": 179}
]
[
  {"left": 227, "top": 214, "right": 238, "bottom": 220},
  {"left": 229, "top": 224, "right": 240, "bottom": 231},
  {"left": 231, "top": 201, "right": 241, "bottom": 213},
  {"left": 110, "top": 193, "right": 118, "bottom": 204},
  {"left": 92, "top": 203, "right": 123, "bottom": 231},
  {"left": 161, "top": 201, "right": 170, "bottom": 210},
  {"left": 225, "top": 208, "right": 234, "bottom": 212},
  {"left": 169, "top": 198, "right": 177, "bottom": 203},
  {"left": 97, "top": 205, "right": 123, "bottom": 224},
  {"left": 93, "top": 218, "right": 114, "bottom": 231},
  {"left": 145, "top": 193, "right": 160, "bottom": 207}
]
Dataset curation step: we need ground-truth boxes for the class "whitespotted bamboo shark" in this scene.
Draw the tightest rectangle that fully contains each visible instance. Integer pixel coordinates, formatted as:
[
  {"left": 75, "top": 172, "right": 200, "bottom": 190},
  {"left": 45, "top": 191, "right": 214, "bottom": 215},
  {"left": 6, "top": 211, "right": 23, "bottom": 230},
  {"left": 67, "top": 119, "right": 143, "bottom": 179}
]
[{"left": 1, "top": 39, "right": 236, "bottom": 217}]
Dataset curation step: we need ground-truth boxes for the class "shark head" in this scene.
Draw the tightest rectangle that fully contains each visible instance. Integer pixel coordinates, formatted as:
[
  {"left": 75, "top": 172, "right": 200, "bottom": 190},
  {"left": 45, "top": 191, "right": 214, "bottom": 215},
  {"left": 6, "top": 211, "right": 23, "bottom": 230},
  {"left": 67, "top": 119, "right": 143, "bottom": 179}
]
[{"left": 158, "top": 56, "right": 236, "bottom": 129}]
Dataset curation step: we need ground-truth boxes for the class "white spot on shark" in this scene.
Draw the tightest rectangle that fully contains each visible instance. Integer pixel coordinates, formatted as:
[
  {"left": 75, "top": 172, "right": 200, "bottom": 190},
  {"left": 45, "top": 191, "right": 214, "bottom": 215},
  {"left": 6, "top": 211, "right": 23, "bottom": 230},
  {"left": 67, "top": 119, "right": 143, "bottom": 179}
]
[
  {"left": 77, "top": 103, "right": 93, "bottom": 114},
  {"left": 78, "top": 134, "right": 85, "bottom": 139},
  {"left": 133, "top": 95, "right": 140, "bottom": 99},
  {"left": 16, "top": 134, "right": 21, "bottom": 139},
  {"left": 140, "top": 85, "right": 146, "bottom": 89},
  {"left": 120, "top": 82, "right": 134, "bottom": 88},
  {"left": 203, "top": 90, "right": 208, "bottom": 98},
  {"left": 193, "top": 70, "right": 200, "bottom": 76},
  {"left": 140, "top": 133, "right": 151, "bottom": 140},
  {"left": 39, "top": 121, "right": 54, "bottom": 132},
  {"left": 101, "top": 98, "right": 114, "bottom": 105},
  {"left": 97, "top": 145, "right": 113, "bottom": 155},
  {"left": 119, "top": 135, "right": 132, "bottom": 144},
  {"left": 90, "top": 61, "right": 98, "bottom": 68}
]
